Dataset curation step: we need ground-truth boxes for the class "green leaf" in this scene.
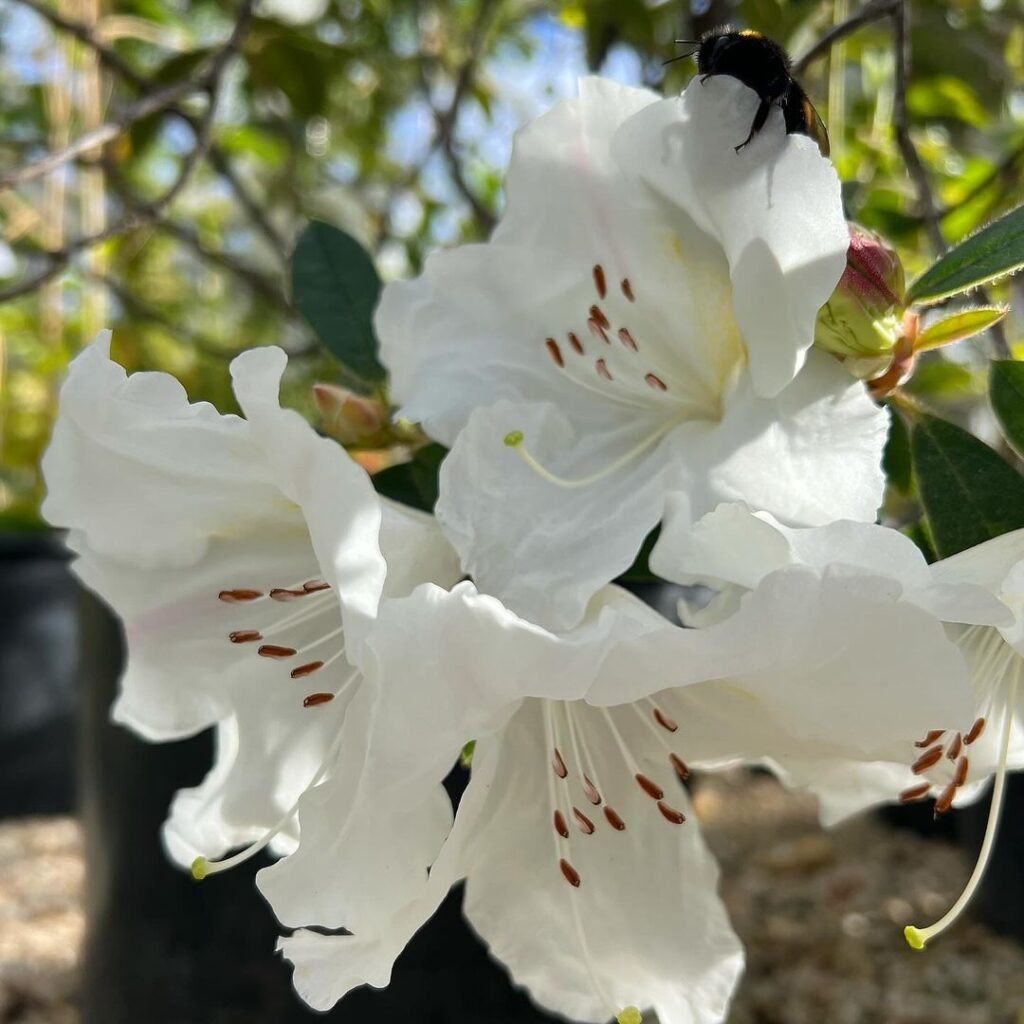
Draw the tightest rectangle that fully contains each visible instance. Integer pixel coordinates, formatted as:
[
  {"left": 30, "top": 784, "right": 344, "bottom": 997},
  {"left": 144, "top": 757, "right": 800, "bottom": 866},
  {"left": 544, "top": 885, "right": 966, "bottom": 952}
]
[
  {"left": 907, "top": 204, "right": 1024, "bottom": 304},
  {"left": 990, "top": 360, "right": 1024, "bottom": 455},
  {"left": 291, "top": 221, "right": 385, "bottom": 384},
  {"left": 914, "top": 307, "right": 1008, "bottom": 351},
  {"left": 910, "top": 414, "right": 1024, "bottom": 557},
  {"left": 883, "top": 408, "right": 913, "bottom": 494},
  {"left": 370, "top": 443, "right": 447, "bottom": 512},
  {"left": 907, "top": 76, "right": 988, "bottom": 128}
]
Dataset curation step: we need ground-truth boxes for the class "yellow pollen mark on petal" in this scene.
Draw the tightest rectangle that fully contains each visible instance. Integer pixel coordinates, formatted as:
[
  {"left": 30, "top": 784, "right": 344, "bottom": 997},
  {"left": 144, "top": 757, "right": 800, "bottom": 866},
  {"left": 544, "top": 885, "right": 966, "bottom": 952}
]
[
  {"left": 617, "top": 1008, "right": 643, "bottom": 1024},
  {"left": 191, "top": 857, "right": 208, "bottom": 881},
  {"left": 504, "top": 430, "right": 524, "bottom": 447},
  {"left": 904, "top": 926, "right": 926, "bottom": 951}
]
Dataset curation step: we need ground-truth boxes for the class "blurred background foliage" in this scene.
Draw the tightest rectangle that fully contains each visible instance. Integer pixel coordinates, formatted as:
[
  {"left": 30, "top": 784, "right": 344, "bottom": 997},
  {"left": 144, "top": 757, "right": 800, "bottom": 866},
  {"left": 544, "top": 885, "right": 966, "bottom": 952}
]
[{"left": 1, "top": 0, "right": 1023, "bottom": 527}]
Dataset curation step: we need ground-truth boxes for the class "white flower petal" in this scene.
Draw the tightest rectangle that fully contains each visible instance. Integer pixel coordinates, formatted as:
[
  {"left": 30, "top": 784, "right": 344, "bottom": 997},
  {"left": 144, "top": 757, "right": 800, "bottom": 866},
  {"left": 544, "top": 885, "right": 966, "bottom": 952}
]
[
  {"left": 591, "top": 568, "right": 974, "bottom": 776},
  {"left": 458, "top": 699, "right": 744, "bottom": 1024},
  {"left": 693, "top": 351, "right": 885, "bottom": 527},
  {"left": 41, "top": 333, "right": 288, "bottom": 568},
  {"left": 437, "top": 400, "right": 684, "bottom": 629},
  {"left": 612, "top": 77, "right": 848, "bottom": 397}
]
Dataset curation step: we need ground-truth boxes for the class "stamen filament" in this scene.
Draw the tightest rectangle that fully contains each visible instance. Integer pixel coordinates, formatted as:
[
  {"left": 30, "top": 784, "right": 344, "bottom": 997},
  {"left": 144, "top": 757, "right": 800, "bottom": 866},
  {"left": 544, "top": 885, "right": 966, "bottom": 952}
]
[
  {"left": 904, "top": 672, "right": 1019, "bottom": 950},
  {"left": 191, "top": 669, "right": 359, "bottom": 881},
  {"left": 504, "top": 419, "right": 677, "bottom": 490}
]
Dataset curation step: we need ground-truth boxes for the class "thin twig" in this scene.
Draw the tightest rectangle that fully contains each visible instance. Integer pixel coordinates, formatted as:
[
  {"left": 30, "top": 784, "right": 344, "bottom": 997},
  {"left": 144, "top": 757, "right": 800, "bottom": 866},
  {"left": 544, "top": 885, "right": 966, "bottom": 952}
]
[
  {"left": 890, "top": 2, "right": 1012, "bottom": 357},
  {"left": 418, "top": 0, "right": 500, "bottom": 233},
  {"left": 0, "top": 75, "right": 206, "bottom": 191},
  {"left": 793, "top": 0, "right": 900, "bottom": 74},
  {"left": 11, "top": 0, "right": 287, "bottom": 258},
  {"left": 0, "top": 0, "right": 258, "bottom": 307},
  {"left": 891, "top": 3, "right": 945, "bottom": 254}
]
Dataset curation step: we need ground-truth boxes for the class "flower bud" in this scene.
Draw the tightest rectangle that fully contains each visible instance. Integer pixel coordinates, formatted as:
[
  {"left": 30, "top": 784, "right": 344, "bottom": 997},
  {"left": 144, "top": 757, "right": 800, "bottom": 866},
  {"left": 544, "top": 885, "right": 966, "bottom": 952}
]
[
  {"left": 312, "top": 383, "right": 388, "bottom": 445},
  {"left": 814, "top": 225, "right": 907, "bottom": 379}
]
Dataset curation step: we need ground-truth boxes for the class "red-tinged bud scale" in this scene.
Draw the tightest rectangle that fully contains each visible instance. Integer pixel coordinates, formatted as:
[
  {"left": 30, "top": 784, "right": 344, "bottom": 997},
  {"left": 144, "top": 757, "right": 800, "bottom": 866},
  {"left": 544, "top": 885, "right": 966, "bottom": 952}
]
[
  {"left": 815, "top": 224, "right": 907, "bottom": 380},
  {"left": 312, "top": 383, "right": 388, "bottom": 445}
]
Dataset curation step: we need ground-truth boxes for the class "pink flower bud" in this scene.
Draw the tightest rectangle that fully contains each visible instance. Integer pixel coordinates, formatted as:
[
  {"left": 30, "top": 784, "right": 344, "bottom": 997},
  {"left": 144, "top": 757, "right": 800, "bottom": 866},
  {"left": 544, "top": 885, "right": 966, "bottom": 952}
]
[
  {"left": 312, "top": 383, "right": 387, "bottom": 444},
  {"left": 815, "top": 225, "right": 907, "bottom": 378}
]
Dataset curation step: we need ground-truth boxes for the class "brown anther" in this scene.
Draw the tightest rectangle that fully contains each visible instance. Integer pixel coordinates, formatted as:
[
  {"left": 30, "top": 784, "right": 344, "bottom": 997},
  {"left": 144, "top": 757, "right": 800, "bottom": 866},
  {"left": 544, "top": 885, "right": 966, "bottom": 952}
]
[
  {"left": 581, "top": 775, "right": 602, "bottom": 806},
  {"left": 953, "top": 756, "right": 970, "bottom": 788},
  {"left": 303, "top": 580, "right": 331, "bottom": 593},
  {"left": 635, "top": 773, "right": 664, "bottom": 800},
  {"left": 290, "top": 660, "right": 324, "bottom": 679},
  {"left": 645, "top": 373, "right": 668, "bottom": 392},
  {"left": 572, "top": 807, "right": 595, "bottom": 835},
  {"left": 934, "top": 783, "right": 958, "bottom": 815},
  {"left": 218, "top": 589, "right": 262, "bottom": 603},
  {"left": 593, "top": 264, "right": 607, "bottom": 299},
  {"left": 559, "top": 858, "right": 581, "bottom": 887},
  {"left": 621, "top": 278, "right": 635, "bottom": 302},
  {"left": 228, "top": 630, "right": 262, "bottom": 644},
  {"left": 669, "top": 753, "right": 690, "bottom": 781},
  {"left": 915, "top": 729, "right": 945, "bottom": 749},
  {"left": 545, "top": 338, "right": 565, "bottom": 368},
  {"left": 911, "top": 745, "right": 944, "bottom": 774},
  {"left": 964, "top": 717, "right": 987, "bottom": 745},
  {"left": 657, "top": 801, "right": 686, "bottom": 825},
  {"left": 257, "top": 644, "right": 297, "bottom": 659},
  {"left": 946, "top": 733, "right": 963, "bottom": 761},
  {"left": 617, "top": 327, "right": 638, "bottom": 352},
  {"left": 595, "top": 358, "right": 613, "bottom": 381},
  {"left": 270, "top": 588, "right": 306, "bottom": 601},
  {"left": 552, "top": 748, "right": 568, "bottom": 779},
  {"left": 603, "top": 806, "right": 626, "bottom": 831},
  {"left": 553, "top": 810, "right": 569, "bottom": 839},
  {"left": 899, "top": 782, "right": 932, "bottom": 804},
  {"left": 568, "top": 331, "right": 584, "bottom": 355},
  {"left": 302, "top": 692, "right": 335, "bottom": 707},
  {"left": 653, "top": 708, "right": 678, "bottom": 732},
  {"left": 589, "top": 305, "right": 610, "bottom": 330},
  {"left": 588, "top": 318, "right": 610, "bottom": 343}
]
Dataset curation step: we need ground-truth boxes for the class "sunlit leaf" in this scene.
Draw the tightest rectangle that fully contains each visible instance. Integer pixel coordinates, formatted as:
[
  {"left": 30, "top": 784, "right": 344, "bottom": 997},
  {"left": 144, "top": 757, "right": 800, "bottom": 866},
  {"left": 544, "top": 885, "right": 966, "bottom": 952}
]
[
  {"left": 914, "top": 306, "right": 1009, "bottom": 351},
  {"left": 907, "top": 205, "right": 1024, "bottom": 304}
]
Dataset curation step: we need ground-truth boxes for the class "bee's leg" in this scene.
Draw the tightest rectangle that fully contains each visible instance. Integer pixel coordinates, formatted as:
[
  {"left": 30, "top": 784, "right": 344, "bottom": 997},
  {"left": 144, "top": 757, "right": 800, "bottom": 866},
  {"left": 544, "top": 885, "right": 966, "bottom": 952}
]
[{"left": 734, "top": 98, "right": 771, "bottom": 152}]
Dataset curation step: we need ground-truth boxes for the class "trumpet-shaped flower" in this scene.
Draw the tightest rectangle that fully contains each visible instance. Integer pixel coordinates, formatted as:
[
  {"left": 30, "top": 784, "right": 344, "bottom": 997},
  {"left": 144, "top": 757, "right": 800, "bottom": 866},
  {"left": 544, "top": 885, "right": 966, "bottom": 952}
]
[
  {"left": 653, "top": 500, "right": 1024, "bottom": 950},
  {"left": 273, "top": 560, "right": 972, "bottom": 1022},
  {"left": 42, "top": 335, "right": 460, "bottom": 868},
  {"left": 378, "top": 76, "right": 883, "bottom": 630}
]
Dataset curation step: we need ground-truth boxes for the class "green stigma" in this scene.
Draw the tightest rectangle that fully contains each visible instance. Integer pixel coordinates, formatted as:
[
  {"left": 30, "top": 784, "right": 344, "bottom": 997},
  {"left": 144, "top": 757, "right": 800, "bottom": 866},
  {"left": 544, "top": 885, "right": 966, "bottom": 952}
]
[
  {"left": 616, "top": 1008, "right": 643, "bottom": 1024},
  {"left": 191, "top": 856, "right": 209, "bottom": 881},
  {"left": 903, "top": 925, "right": 926, "bottom": 951},
  {"left": 503, "top": 429, "right": 524, "bottom": 447}
]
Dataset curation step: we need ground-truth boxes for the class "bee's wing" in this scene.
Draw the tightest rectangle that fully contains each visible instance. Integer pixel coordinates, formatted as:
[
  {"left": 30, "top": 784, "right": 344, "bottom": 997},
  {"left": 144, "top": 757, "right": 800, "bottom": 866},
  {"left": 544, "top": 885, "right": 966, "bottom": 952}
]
[{"left": 784, "top": 83, "right": 830, "bottom": 158}]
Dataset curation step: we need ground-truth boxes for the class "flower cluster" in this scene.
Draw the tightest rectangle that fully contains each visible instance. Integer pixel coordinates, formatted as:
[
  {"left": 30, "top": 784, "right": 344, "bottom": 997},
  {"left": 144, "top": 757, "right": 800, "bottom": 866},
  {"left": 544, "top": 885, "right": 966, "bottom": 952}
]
[{"left": 43, "top": 75, "right": 1024, "bottom": 1024}]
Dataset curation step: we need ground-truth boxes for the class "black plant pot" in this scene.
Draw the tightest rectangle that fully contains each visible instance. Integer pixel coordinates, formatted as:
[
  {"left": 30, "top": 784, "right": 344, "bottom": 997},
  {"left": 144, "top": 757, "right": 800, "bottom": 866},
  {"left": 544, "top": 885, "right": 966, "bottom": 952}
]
[
  {"left": 0, "top": 531, "right": 78, "bottom": 818},
  {"left": 76, "top": 583, "right": 563, "bottom": 1023}
]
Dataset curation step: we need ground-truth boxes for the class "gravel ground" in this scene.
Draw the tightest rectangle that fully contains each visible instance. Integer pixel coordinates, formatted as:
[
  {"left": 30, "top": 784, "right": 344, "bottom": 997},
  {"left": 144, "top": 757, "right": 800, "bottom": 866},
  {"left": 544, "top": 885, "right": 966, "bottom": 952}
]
[{"left": 2, "top": 773, "right": 1023, "bottom": 1024}]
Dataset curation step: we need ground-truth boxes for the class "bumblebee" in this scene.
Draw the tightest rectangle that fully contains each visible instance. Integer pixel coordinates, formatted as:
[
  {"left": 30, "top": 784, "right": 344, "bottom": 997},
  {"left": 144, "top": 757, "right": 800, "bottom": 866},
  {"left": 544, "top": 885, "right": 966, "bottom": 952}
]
[{"left": 682, "top": 28, "right": 830, "bottom": 157}]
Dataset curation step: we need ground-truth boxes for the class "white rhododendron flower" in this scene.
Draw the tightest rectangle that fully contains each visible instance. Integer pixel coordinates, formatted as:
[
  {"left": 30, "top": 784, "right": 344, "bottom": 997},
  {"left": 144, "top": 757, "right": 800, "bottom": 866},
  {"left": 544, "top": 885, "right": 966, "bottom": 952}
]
[
  {"left": 273, "top": 560, "right": 972, "bottom": 1023},
  {"left": 377, "top": 76, "right": 884, "bottom": 630},
  {"left": 653, "top": 501, "right": 1024, "bottom": 951},
  {"left": 42, "top": 335, "right": 460, "bottom": 868},
  {"left": 270, "top": 582, "right": 746, "bottom": 1024}
]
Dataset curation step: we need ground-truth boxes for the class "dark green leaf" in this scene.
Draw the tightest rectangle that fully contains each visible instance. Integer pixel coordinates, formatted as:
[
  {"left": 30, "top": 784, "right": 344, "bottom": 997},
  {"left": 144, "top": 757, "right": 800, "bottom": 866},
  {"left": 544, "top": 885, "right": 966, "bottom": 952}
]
[
  {"left": 615, "top": 526, "right": 660, "bottom": 583},
  {"left": 883, "top": 408, "right": 912, "bottom": 494},
  {"left": 370, "top": 443, "right": 447, "bottom": 512},
  {"left": 990, "top": 360, "right": 1024, "bottom": 456},
  {"left": 291, "top": 221, "right": 385, "bottom": 384},
  {"left": 910, "top": 414, "right": 1024, "bottom": 556},
  {"left": 907, "top": 204, "right": 1024, "bottom": 304}
]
